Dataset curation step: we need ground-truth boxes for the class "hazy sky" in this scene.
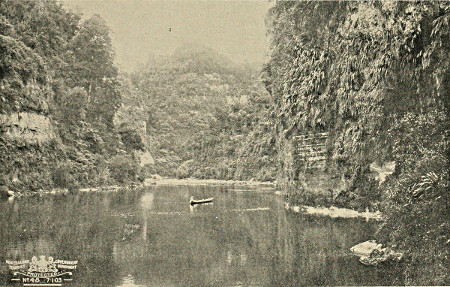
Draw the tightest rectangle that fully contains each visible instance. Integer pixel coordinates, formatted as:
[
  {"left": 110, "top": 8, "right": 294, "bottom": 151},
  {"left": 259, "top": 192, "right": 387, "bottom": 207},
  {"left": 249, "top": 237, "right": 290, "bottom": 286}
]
[{"left": 62, "top": 0, "right": 273, "bottom": 72}]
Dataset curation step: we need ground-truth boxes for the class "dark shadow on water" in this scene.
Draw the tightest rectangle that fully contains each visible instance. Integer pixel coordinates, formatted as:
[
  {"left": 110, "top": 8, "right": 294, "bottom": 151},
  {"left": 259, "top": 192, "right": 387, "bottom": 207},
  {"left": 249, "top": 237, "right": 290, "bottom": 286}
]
[{"left": 0, "top": 186, "right": 404, "bottom": 286}]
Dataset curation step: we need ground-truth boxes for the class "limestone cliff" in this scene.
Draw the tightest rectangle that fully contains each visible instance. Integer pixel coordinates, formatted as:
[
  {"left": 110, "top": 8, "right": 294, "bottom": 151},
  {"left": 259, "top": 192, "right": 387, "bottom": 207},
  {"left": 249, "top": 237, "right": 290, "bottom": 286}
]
[
  {"left": 0, "top": 112, "right": 56, "bottom": 143},
  {"left": 0, "top": 112, "right": 62, "bottom": 192}
]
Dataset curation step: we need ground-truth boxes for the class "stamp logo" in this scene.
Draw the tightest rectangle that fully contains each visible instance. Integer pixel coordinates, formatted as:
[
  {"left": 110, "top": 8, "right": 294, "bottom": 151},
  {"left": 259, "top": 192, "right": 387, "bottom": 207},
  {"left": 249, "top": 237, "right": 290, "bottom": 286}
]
[{"left": 6, "top": 256, "right": 77, "bottom": 286}]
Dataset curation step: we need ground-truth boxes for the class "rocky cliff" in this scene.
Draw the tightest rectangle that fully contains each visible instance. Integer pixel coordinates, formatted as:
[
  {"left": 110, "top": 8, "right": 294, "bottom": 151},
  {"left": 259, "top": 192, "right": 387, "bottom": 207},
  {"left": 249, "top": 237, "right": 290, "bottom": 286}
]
[{"left": 0, "top": 112, "right": 56, "bottom": 143}]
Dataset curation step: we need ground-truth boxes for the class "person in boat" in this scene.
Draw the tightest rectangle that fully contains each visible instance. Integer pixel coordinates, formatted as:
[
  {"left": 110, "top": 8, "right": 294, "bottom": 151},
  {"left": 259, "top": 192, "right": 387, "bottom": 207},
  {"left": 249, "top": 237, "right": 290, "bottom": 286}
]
[{"left": 190, "top": 196, "right": 213, "bottom": 205}]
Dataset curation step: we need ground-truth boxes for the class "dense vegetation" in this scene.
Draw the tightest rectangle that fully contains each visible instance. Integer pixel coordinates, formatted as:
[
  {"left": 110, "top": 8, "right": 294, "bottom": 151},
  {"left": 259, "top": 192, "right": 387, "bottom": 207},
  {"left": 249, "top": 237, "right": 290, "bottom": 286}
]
[
  {"left": 124, "top": 44, "right": 276, "bottom": 181},
  {"left": 1, "top": 0, "right": 448, "bottom": 284},
  {"left": 0, "top": 0, "right": 142, "bottom": 192},
  {"left": 0, "top": 0, "right": 276, "bottom": 192},
  {"left": 0, "top": 0, "right": 276, "bottom": 193},
  {"left": 264, "top": 1, "right": 448, "bottom": 285}
]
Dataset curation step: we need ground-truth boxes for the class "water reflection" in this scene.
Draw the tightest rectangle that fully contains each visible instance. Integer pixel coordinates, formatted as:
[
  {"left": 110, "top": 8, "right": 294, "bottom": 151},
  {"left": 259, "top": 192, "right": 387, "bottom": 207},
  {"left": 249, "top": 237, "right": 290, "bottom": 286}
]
[
  {"left": 140, "top": 192, "right": 154, "bottom": 240},
  {"left": 118, "top": 274, "right": 145, "bottom": 287},
  {"left": 0, "top": 186, "right": 404, "bottom": 286}
]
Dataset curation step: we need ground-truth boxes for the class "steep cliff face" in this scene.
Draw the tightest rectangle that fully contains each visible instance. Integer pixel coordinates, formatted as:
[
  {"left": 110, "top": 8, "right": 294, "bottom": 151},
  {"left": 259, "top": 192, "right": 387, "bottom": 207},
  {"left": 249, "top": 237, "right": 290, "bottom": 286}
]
[
  {"left": 0, "top": 114, "right": 63, "bottom": 192},
  {"left": 0, "top": 27, "right": 62, "bottom": 192},
  {"left": 0, "top": 112, "right": 56, "bottom": 143},
  {"left": 115, "top": 107, "right": 155, "bottom": 169},
  {"left": 1, "top": 1, "right": 146, "bottom": 193}
]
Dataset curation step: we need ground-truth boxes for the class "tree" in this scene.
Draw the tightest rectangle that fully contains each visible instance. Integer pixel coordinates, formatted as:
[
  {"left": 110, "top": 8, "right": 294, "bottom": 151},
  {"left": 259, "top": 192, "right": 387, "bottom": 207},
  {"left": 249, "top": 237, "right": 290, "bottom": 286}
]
[{"left": 67, "top": 14, "right": 120, "bottom": 130}]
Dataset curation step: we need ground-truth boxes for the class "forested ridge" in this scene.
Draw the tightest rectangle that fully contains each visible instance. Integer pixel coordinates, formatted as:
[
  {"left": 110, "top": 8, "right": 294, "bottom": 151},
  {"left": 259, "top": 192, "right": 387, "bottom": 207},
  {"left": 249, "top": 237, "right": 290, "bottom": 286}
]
[
  {"left": 123, "top": 44, "right": 276, "bottom": 181},
  {"left": 0, "top": 0, "right": 448, "bottom": 285}
]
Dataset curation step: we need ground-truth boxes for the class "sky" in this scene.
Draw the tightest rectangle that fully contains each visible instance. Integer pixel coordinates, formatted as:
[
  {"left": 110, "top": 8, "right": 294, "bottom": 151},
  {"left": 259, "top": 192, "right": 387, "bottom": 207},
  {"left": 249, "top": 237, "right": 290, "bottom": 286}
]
[{"left": 62, "top": 0, "right": 274, "bottom": 72}]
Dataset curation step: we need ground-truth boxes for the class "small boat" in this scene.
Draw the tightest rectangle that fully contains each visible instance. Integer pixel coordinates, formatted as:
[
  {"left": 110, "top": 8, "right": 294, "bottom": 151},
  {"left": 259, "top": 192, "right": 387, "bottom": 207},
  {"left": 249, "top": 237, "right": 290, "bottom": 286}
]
[{"left": 190, "top": 196, "right": 213, "bottom": 205}]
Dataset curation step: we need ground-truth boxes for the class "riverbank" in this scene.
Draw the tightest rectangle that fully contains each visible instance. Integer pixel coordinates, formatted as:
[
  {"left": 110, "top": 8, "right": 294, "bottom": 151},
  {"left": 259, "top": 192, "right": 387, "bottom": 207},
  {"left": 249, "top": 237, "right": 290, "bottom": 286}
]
[
  {"left": 4, "top": 175, "right": 379, "bottom": 222},
  {"left": 285, "top": 203, "right": 383, "bottom": 220},
  {"left": 144, "top": 176, "right": 275, "bottom": 187},
  {"left": 2, "top": 176, "right": 275, "bottom": 199},
  {"left": 2, "top": 182, "right": 144, "bottom": 199}
]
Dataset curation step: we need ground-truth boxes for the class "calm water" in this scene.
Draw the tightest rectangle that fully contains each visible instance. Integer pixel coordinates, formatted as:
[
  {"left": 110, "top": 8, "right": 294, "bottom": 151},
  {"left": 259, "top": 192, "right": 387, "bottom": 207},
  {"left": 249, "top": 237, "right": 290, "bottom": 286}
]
[{"left": 0, "top": 185, "right": 404, "bottom": 286}]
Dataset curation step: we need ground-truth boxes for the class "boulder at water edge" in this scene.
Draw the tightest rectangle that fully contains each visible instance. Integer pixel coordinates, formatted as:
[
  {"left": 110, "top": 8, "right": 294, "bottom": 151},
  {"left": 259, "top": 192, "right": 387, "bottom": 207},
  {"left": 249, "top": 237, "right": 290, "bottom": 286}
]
[{"left": 350, "top": 240, "right": 403, "bottom": 266}]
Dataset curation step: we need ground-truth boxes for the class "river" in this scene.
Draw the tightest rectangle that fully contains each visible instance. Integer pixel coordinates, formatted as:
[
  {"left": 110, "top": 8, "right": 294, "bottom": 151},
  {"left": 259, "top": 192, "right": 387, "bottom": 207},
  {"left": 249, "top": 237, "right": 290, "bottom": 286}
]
[{"left": 0, "top": 185, "right": 404, "bottom": 286}]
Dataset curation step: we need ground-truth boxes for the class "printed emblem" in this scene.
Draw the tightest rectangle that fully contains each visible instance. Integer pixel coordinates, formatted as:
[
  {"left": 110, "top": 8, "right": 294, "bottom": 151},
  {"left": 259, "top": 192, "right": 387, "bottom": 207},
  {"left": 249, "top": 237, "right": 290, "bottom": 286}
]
[{"left": 6, "top": 256, "right": 77, "bottom": 286}]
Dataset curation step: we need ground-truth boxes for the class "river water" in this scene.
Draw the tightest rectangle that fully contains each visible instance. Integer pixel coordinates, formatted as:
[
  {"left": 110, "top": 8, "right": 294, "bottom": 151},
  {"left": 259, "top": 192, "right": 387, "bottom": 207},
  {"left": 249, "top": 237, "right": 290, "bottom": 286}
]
[{"left": 0, "top": 185, "right": 404, "bottom": 286}]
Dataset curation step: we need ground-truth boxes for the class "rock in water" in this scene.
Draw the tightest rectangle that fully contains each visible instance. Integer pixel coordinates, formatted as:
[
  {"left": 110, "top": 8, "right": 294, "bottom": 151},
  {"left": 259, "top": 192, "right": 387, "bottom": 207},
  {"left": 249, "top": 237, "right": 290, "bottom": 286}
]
[
  {"left": 350, "top": 240, "right": 382, "bottom": 257},
  {"left": 350, "top": 240, "right": 403, "bottom": 266}
]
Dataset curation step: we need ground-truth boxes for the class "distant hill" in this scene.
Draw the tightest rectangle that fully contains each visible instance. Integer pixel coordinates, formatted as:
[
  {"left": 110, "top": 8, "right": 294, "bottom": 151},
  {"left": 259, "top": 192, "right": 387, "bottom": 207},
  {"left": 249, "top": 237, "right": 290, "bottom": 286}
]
[
  {"left": 170, "top": 42, "right": 235, "bottom": 74},
  {"left": 122, "top": 44, "right": 275, "bottom": 180}
]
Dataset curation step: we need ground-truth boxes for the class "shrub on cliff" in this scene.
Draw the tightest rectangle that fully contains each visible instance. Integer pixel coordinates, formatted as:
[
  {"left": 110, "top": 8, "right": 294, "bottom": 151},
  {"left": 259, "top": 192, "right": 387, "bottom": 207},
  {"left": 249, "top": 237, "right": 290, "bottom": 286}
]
[
  {"left": 176, "top": 160, "right": 193, "bottom": 179},
  {"left": 0, "top": 34, "right": 52, "bottom": 114},
  {"left": 52, "top": 161, "right": 78, "bottom": 189},
  {"left": 108, "top": 154, "right": 139, "bottom": 184},
  {"left": 376, "top": 111, "right": 449, "bottom": 285}
]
